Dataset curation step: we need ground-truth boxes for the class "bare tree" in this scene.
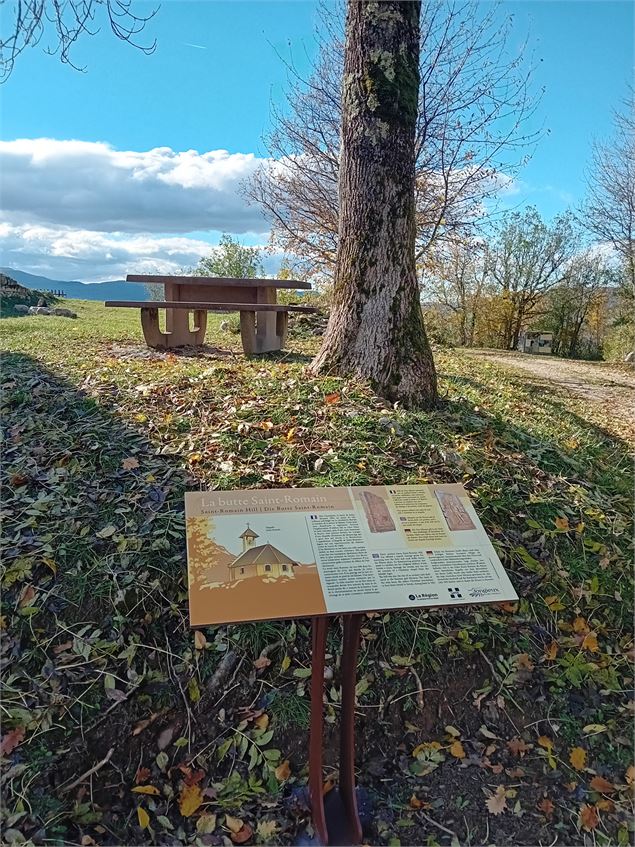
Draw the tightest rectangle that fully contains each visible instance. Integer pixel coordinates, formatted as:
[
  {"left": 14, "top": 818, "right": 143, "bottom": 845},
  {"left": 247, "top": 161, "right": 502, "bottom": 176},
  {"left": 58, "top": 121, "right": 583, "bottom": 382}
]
[
  {"left": 247, "top": 0, "right": 540, "bottom": 279},
  {"left": 0, "top": 0, "right": 157, "bottom": 81},
  {"left": 487, "top": 206, "right": 578, "bottom": 350},
  {"left": 420, "top": 241, "right": 488, "bottom": 346},
  {"left": 310, "top": 0, "right": 437, "bottom": 409},
  {"left": 584, "top": 90, "right": 635, "bottom": 293}
]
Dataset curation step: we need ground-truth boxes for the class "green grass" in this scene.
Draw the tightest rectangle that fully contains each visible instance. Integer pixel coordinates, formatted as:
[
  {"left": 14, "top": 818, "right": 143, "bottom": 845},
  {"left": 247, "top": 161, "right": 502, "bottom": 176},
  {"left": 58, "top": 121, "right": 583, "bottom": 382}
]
[{"left": 0, "top": 301, "right": 633, "bottom": 846}]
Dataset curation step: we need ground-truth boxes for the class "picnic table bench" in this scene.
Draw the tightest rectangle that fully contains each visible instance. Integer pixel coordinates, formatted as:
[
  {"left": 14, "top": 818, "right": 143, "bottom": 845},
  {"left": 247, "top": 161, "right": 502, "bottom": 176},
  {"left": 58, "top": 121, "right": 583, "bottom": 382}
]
[{"left": 106, "top": 274, "right": 318, "bottom": 354}]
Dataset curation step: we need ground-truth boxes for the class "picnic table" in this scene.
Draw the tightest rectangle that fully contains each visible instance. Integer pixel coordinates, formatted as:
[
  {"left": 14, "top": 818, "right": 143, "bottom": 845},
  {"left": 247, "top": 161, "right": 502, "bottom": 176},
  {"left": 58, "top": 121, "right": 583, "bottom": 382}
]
[{"left": 106, "top": 274, "right": 317, "bottom": 354}]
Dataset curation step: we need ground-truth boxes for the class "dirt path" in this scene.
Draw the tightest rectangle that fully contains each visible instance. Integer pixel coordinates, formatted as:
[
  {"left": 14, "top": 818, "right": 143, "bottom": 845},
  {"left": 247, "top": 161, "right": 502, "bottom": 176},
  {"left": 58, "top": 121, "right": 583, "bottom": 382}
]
[{"left": 466, "top": 349, "right": 635, "bottom": 426}]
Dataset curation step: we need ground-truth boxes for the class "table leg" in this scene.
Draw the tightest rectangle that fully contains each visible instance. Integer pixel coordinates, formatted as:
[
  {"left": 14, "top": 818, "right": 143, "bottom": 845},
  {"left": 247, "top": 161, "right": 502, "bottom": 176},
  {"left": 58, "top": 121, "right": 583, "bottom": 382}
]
[
  {"left": 141, "top": 307, "right": 169, "bottom": 347},
  {"left": 309, "top": 616, "right": 329, "bottom": 846}
]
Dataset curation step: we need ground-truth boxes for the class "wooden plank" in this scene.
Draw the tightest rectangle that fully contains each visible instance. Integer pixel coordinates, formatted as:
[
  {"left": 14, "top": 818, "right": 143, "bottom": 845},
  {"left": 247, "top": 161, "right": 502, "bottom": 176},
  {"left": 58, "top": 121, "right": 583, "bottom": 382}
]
[
  {"left": 126, "top": 274, "right": 312, "bottom": 290},
  {"left": 105, "top": 301, "right": 318, "bottom": 313}
]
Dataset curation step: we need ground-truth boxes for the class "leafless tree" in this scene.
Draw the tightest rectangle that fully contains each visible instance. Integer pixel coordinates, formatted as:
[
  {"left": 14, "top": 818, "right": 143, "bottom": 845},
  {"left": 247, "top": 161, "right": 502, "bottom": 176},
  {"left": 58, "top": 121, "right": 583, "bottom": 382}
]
[
  {"left": 0, "top": 0, "right": 157, "bottom": 81},
  {"left": 487, "top": 206, "right": 578, "bottom": 349},
  {"left": 247, "top": 0, "right": 541, "bottom": 280},
  {"left": 583, "top": 90, "right": 635, "bottom": 294}
]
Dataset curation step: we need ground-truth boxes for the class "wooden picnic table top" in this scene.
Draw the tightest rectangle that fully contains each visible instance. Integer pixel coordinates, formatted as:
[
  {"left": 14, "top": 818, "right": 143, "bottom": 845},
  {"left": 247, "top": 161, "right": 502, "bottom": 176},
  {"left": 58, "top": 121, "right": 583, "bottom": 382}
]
[
  {"left": 106, "top": 300, "right": 318, "bottom": 312},
  {"left": 126, "top": 274, "right": 312, "bottom": 290}
]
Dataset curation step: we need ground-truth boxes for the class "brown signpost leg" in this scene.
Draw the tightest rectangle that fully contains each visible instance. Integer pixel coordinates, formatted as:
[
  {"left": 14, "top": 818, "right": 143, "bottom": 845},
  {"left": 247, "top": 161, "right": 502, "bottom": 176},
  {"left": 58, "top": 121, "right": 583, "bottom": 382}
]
[{"left": 306, "top": 615, "right": 363, "bottom": 847}]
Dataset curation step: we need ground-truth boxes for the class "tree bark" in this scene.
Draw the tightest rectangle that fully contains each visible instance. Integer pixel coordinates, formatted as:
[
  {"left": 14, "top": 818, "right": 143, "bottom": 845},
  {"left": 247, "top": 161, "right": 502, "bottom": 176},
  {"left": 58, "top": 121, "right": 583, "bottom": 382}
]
[{"left": 310, "top": 0, "right": 437, "bottom": 409}]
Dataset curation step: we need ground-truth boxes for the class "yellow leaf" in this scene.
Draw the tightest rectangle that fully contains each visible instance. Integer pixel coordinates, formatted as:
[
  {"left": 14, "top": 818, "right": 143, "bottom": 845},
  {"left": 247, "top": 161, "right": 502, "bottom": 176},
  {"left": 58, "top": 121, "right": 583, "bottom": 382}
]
[
  {"left": 137, "top": 806, "right": 150, "bottom": 829},
  {"left": 196, "top": 814, "right": 217, "bottom": 834},
  {"left": 573, "top": 616, "right": 588, "bottom": 633},
  {"left": 449, "top": 740, "right": 466, "bottom": 759},
  {"left": 254, "top": 714, "right": 269, "bottom": 730},
  {"left": 544, "top": 595, "right": 565, "bottom": 612},
  {"left": 286, "top": 428, "right": 296, "bottom": 441},
  {"left": 194, "top": 630, "right": 207, "bottom": 650},
  {"left": 445, "top": 725, "right": 461, "bottom": 738},
  {"left": 537, "top": 736, "right": 553, "bottom": 751},
  {"left": 625, "top": 765, "right": 635, "bottom": 785},
  {"left": 132, "top": 785, "right": 160, "bottom": 795},
  {"left": 583, "top": 724, "right": 607, "bottom": 735},
  {"left": 188, "top": 676, "right": 201, "bottom": 703},
  {"left": 225, "top": 815, "right": 244, "bottom": 834},
  {"left": 544, "top": 641, "right": 558, "bottom": 661},
  {"left": 275, "top": 759, "right": 291, "bottom": 781},
  {"left": 554, "top": 516, "right": 570, "bottom": 531},
  {"left": 178, "top": 784, "right": 203, "bottom": 817},
  {"left": 281, "top": 655, "right": 291, "bottom": 672},
  {"left": 581, "top": 632, "right": 599, "bottom": 653},
  {"left": 569, "top": 747, "right": 586, "bottom": 771}
]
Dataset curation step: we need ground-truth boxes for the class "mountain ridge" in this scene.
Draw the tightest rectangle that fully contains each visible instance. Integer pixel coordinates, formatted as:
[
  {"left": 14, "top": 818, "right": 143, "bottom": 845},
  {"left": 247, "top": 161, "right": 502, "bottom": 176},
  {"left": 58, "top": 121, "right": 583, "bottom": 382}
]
[{"left": 1, "top": 268, "right": 149, "bottom": 302}]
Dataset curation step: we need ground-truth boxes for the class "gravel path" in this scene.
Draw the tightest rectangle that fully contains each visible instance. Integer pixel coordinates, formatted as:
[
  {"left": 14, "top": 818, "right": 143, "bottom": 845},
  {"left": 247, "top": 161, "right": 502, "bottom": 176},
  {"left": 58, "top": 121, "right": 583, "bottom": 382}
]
[{"left": 465, "top": 349, "right": 635, "bottom": 429}]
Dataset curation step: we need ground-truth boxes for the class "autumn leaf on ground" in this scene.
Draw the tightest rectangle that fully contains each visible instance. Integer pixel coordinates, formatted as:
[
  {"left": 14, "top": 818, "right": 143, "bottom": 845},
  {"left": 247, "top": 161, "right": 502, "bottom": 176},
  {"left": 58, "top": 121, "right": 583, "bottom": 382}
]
[
  {"left": 275, "top": 759, "right": 291, "bottom": 781},
  {"left": 583, "top": 724, "right": 607, "bottom": 735},
  {"left": 231, "top": 823, "right": 253, "bottom": 844},
  {"left": 18, "top": 584, "right": 35, "bottom": 608},
  {"left": 254, "top": 714, "right": 269, "bottom": 730},
  {"left": 196, "top": 814, "right": 217, "bottom": 834},
  {"left": 579, "top": 804, "right": 599, "bottom": 831},
  {"left": 225, "top": 815, "right": 244, "bottom": 834},
  {"left": 0, "top": 726, "right": 25, "bottom": 756},
  {"left": 555, "top": 516, "right": 570, "bottom": 531},
  {"left": 544, "top": 641, "right": 558, "bottom": 661},
  {"left": 131, "top": 785, "right": 160, "bottom": 795},
  {"left": 625, "top": 765, "right": 635, "bottom": 785},
  {"left": 573, "top": 616, "right": 588, "bottom": 633},
  {"left": 449, "top": 740, "right": 466, "bottom": 759},
  {"left": 485, "top": 785, "right": 508, "bottom": 815},
  {"left": 537, "top": 797, "right": 554, "bottom": 818},
  {"left": 122, "top": 457, "right": 139, "bottom": 470},
  {"left": 137, "top": 807, "right": 150, "bottom": 830},
  {"left": 256, "top": 820, "right": 279, "bottom": 840},
  {"left": 581, "top": 632, "right": 599, "bottom": 653},
  {"left": 179, "top": 784, "right": 203, "bottom": 817},
  {"left": 589, "top": 775, "right": 615, "bottom": 794},
  {"left": 135, "top": 767, "right": 151, "bottom": 784},
  {"left": 194, "top": 630, "right": 207, "bottom": 650},
  {"left": 507, "top": 737, "right": 531, "bottom": 757},
  {"left": 569, "top": 747, "right": 587, "bottom": 771},
  {"left": 253, "top": 655, "right": 272, "bottom": 670},
  {"left": 324, "top": 393, "right": 340, "bottom": 404}
]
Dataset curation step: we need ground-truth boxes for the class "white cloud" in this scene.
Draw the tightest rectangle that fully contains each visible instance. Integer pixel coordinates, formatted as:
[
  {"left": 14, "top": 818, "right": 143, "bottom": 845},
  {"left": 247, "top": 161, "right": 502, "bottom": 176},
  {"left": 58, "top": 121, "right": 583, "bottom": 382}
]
[
  {"left": 0, "top": 223, "right": 280, "bottom": 282},
  {"left": 0, "top": 138, "right": 268, "bottom": 234}
]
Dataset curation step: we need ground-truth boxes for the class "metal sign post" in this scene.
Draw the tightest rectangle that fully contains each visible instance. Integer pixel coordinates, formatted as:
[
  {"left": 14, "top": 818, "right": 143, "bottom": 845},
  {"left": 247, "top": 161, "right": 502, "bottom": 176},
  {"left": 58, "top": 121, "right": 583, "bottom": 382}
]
[{"left": 306, "top": 614, "right": 364, "bottom": 846}]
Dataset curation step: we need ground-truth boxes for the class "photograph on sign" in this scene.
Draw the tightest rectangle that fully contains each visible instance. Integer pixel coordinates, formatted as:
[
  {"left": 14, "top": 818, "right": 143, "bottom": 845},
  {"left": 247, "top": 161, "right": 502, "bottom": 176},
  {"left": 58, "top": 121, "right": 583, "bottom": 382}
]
[{"left": 185, "top": 484, "right": 518, "bottom": 626}]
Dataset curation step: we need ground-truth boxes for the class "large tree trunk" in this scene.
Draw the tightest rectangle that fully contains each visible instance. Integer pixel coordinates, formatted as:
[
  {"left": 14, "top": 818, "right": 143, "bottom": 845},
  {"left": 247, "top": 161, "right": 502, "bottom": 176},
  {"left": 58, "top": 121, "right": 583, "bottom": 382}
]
[{"left": 310, "top": 0, "right": 437, "bottom": 408}]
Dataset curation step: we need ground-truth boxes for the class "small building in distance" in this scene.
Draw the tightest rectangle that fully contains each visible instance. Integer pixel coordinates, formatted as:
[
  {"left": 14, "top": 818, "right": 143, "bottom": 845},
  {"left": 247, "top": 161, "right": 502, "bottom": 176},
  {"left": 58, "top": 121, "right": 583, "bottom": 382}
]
[
  {"left": 228, "top": 525, "right": 298, "bottom": 582},
  {"left": 517, "top": 330, "right": 553, "bottom": 355}
]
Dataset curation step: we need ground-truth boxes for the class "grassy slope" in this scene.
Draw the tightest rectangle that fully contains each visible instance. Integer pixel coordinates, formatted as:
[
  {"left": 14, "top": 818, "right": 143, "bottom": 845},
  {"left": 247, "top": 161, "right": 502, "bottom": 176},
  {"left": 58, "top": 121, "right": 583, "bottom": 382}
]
[{"left": 1, "top": 302, "right": 633, "bottom": 846}]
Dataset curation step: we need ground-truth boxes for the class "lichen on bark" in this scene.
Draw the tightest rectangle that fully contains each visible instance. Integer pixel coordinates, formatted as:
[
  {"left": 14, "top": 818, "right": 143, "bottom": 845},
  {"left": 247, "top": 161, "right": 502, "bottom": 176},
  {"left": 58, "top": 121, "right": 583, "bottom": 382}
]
[{"left": 310, "top": 0, "right": 437, "bottom": 409}]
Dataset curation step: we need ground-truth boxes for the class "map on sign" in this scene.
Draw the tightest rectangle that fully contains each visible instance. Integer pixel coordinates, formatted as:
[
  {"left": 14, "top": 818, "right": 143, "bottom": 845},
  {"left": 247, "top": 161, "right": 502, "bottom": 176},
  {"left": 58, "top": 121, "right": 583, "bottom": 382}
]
[{"left": 185, "top": 484, "right": 518, "bottom": 626}]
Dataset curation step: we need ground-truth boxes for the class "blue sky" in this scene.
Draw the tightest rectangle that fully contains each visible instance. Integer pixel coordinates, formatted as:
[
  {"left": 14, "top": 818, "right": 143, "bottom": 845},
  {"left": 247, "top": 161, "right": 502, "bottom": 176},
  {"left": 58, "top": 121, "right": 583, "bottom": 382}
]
[{"left": 1, "top": 0, "right": 632, "bottom": 281}]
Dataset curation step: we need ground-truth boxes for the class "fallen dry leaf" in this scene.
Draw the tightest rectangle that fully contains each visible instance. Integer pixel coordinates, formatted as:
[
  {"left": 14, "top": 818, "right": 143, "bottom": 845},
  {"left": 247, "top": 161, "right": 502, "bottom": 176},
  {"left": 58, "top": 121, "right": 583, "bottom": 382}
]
[
  {"left": 625, "top": 765, "right": 635, "bottom": 785},
  {"left": 0, "top": 726, "right": 25, "bottom": 756},
  {"left": 537, "top": 735, "right": 554, "bottom": 751},
  {"left": 569, "top": 747, "right": 587, "bottom": 771},
  {"left": 231, "top": 823, "right": 253, "bottom": 844},
  {"left": 579, "top": 803, "right": 599, "bottom": 831},
  {"left": 555, "top": 516, "right": 570, "bottom": 531},
  {"left": 122, "top": 457, "right": 139, "bottom": 470},
  {"left": 507, "top": 737, "right": 531, "bottom": 757},
  {"left": 324, "top": 392, "right": 341, "bottom": 404},
  {"left": 589, "top": 775, "right": 615, "bottom": 794},
  {"left": 544, "top": 641, "right": 558, "bottom": 661},
  {"left": 449, "top": 740, "right": 466, "bottom": 759},
  {"left": 178, "top": 784, "right": 203, "bottom": 817},
  {"left": 135, "top": 767, "right": 151, "bottom": 784},
  {"left": 225, "top": 815, "right": 244, "bottom": 834},
  {"left": 275, "top": 759, "right": 291, "bottom": 781},
  {"left": 485, "top": 785, "right": 507, "bottom": 815},
  {"left": 537, "top": 797, "right": 554, "bottom": 818},
  {"left": 196, "top": 814, "right": 217, "bottom": 835},
  {"left": 137, "top": 807, "right": 150, "bottom": 830},
  {"left": 254, "top": 714, "right": 269, "bottom": 730},
  {"left": 253, "top": 655, "right": 271, "bottom": 670},
  {"left": 581, "top": 632, "right": 599, "bottom": 653},
  {"left": 18, "top": 584, "right": 35, "bottom": 608},
  {"left": 194, "top": 630, "right": 207, "bottom": 650},
  {"left": 131, "top": 785, "right": 160, "bottom": 795}
]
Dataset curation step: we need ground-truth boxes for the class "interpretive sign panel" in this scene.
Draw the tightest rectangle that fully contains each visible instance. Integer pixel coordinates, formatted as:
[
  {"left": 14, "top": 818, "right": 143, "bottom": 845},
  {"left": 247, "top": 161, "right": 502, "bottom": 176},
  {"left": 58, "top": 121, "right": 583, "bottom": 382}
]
[{"left": 185, "top": 484, "right": 518, "bottom": 626}]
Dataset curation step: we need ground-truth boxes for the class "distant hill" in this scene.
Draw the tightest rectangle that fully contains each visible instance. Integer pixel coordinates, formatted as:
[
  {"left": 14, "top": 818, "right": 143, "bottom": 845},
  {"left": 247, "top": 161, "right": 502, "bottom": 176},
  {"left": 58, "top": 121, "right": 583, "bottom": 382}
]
[{"left": 1, "top": 268, "right": 149, "bottom": 302}]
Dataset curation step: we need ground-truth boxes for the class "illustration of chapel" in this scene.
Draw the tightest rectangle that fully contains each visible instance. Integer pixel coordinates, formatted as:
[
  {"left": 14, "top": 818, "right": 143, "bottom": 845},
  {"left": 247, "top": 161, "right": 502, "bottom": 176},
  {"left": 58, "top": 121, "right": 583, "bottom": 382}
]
[{"left": 227, "top": 525, "right": 298, "bottom": 583}]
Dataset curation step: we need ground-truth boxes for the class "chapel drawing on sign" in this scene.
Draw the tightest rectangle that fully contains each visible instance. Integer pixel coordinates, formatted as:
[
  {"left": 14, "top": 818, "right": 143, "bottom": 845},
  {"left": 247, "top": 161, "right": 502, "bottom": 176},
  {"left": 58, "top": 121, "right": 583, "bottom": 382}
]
[{"left": 186, "top": 514, "right": 327, "bottom": 625}]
